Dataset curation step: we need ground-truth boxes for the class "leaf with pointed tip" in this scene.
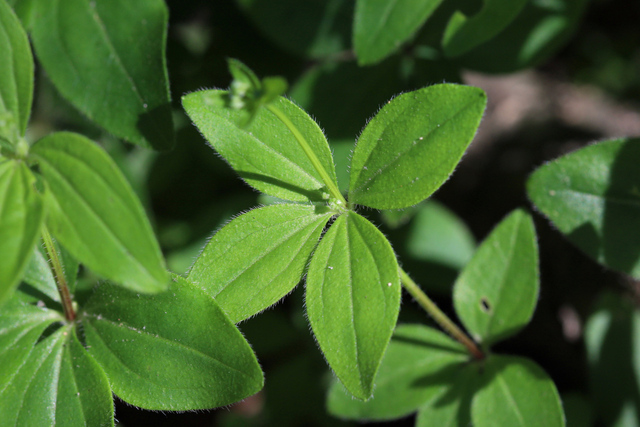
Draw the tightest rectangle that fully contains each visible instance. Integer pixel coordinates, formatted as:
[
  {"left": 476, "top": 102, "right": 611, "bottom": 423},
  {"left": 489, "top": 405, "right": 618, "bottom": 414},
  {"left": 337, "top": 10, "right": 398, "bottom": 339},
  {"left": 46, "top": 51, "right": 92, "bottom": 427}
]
[
  {"left": 453, "top": 210, "right": 538, "bottom": 347},
  {"left": 183, "top": 90, "right": 338, "bottom": 202},
  {"left": 348, "top": 85, "right": 486, "bottom": 210},
  {"left": 30, "top": 0, "right": 173, "bottom": 149},
  {"left": 81, "top": 276, "right": 264, "bottom": 410},
  {"left": 0, "top": 160, "right": 44, "bottom": 305},
  {"left": 188, "top": 203, "right": 332, "bottom": 323},
  {"left": 30, "top": 132, "right": 168, "bottom": 293},
  {"left": 306, "top": 212, "right": 400, "bottom": 400},
  {"left": 527, "top": 138, "right": 640, "bottom": 279}
]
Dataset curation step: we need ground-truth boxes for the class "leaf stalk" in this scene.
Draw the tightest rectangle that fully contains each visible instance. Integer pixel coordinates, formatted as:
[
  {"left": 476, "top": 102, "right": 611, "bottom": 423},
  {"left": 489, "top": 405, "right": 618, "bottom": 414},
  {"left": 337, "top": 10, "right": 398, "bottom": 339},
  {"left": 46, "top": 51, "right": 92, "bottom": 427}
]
[{"left": 42, "top": 226, "right": 76, "bottom": 321}]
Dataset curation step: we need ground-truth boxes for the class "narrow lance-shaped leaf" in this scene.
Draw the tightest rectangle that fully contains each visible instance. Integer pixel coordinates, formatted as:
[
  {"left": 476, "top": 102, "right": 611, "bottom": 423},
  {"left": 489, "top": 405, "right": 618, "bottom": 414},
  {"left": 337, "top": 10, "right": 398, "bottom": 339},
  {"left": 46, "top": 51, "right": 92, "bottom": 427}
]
[
  {"left": 349, "top": 84, "right": 486, "bottom": 210},
  {"left": 0, "top": 160, "right": 44, "bottom": 304},
  {"left": 30, "top": 0, "right": 173, "bottom": 150},
  {"left": 306, "top": 212, "right": 401, "bottom": 400},
  {"left": 188, "top": 203, "right": 332, "bottom": 323},
  {"left": 453, "top": 210, "right": 539, "bottom": 347},
  {"left": 30, "top": 132, "right": 168, "bottom": 293}
]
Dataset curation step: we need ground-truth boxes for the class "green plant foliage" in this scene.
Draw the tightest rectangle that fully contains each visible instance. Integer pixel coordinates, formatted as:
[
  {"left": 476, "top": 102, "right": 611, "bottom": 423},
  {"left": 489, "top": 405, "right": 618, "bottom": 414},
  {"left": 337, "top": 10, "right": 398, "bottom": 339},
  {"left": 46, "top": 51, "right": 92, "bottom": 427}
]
[
  {"left": 23, "top": 239, "right": 79, "bottom": 300},
  {"left": 353, "top": 0, "right": 444, "bottom": 65},
  {"left": 306, "top": 212, "right": 401, "bottom": 400},
  {"left": 527, "top": 138, "right": 640, "bottom": 278},
  {"left": 188, "top": 203, "right": 332, "bottom": 323},
  {"left": 80, "top": 276, "right": 264, "bottom": 410},
  {"left": 348, "top": 84, "right": 486, "bottom": 210},
  {"left": 29, "top": 0, "right": 174, "bottom": 150},
  {"left": 453, "top": 210, "right": 539, "bottom": 346}
]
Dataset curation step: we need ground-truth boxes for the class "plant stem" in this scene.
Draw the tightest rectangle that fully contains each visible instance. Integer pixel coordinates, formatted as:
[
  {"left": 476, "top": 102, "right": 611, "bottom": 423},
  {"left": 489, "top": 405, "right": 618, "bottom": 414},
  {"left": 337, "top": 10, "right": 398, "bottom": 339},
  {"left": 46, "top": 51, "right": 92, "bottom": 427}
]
[
  {"left": 266, "top": 104, "right": 347, "bottom": 207},
  {"left": 400, "top": 268, "right": 484, "bottom": 360},
  {"left": 42, "top": 227, "right": 76, "bottom": 322}
]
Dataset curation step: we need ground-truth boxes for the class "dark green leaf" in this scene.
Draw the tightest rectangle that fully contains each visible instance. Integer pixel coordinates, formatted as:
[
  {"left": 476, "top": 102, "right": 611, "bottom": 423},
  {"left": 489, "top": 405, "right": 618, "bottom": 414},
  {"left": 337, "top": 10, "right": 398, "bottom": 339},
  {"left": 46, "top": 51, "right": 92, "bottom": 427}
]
[
  {"left": 188, "top": 203, "right": 332, "bottom": 323},
  {"left": 353, "top": 0, "right": 444, "bottom": 65},
  {"left": 328, "top": 324, "right": 467, "bottom": 420},
  {"left": 30, "top": 132, "right": 168, "bottom": 293},
  {"left": 453, "top": 210, "right": 538, "bottom": 346},
  {"left": 183, "top": 90, "right": 338, "bottom": 203},
  {"left": 527, "top": 138, "right": 640, "bottom": 278},
  {"left": 0, "top": 160, "right": 44, "bottom": 304},
  {"left": 81, "top": 276, "right": 264, "bottom": 410},
  {"left": 306, "top": 212, "right": 400, "bottom": 400},
  {"left": 562, "top": 392, "right": 594, "bottom": 427},
  {"left": 348, "top": 84, "right": 486, "bottom": 210},
  {"left": 30, "top": 0, "right": 173, "bottom": 149}
]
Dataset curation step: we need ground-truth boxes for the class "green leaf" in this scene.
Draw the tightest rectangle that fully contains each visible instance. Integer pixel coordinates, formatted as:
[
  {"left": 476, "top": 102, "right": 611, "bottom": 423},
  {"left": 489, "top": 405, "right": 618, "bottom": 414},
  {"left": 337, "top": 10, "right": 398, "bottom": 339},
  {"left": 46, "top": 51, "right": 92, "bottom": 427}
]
[
  {"left": 0, "top": 160, "right": 44, "bottom": 305},
  {"left": 453, "top": 210, "right": 538, "bottom": 347},
  {"left": 30, "top": 0, "right": 173, "bottom": 150},
  {"left": 81, "top": 276, "right": 264, "bottom": 410},
  {"left": 353, "top": 0, "right": 444, "bottom": 65},
  {"left": 306, "top": 212, "right": 400, "bottom": 400},
  {"left": 327, "top": 324, "right": 468, "bottom": 420},
  {"left": 188, "top": 203, "right": 332, "bottom": 323},
  {"left": 442, "top": 0, "right": 528, "bottom": 57},
  {"left": 471, "top": 355, "right": 565, "bottom": 427},
  {"left": 182, "top": 90, "right": 338, "bottom": 203},
  {"left": 348, "top": 84, "right": 486, "bottom": 210},
  {"left": 23, "top": 237, "right": 79, "bottom": 302},
  {"left": 30, "top": 132, "right": 168, "bottom": 293},
  {"left": 527, "top": 138, "right": 640, "bottom": 278},
  {"left": 0, "top": 0, "right": 33, "bottom": 140}
]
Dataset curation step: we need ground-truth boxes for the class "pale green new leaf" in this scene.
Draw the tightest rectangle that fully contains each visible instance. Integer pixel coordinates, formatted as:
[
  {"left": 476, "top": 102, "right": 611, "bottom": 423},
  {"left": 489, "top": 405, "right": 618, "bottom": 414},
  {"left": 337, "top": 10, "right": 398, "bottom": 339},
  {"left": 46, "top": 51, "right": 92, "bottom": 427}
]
[
  {"left": 528, "top": 138, "right": 640, "bottom": 279},
  {"left": 328, "top": 324, "right": 467, "bottom": 420},
  {"left": 30, "top": 132, "right": 168, "bottom": 293},
  {"left": 306, "top": 212, "right": 400, "bottom": 400},
  {"left": 349, "top": 85, "right": 486, "bottom": 210},
  {"left": 453, "top": 210, "right": 538, "bottom": 346},
  {"left": 353, "top": 0, "right": 444, "bottom": 65},
  {"left": 81, "top": 276, "right": 264, "bottom": 410},
  {"left": 0, "top": 0, "right": 33, "bottom": 140},
  {"left": 188, "top": 203, "right": 332, "bottom": 323},
  {"left": 183, "top": 90, "right": 338, "bottom": 203},
  {"left": 30, "top": 0, "right": 173, "bottom": 149},
  {"left": 0, "top": 160, "right": 44, "bottom": 304},
  {"left": 471, "top": 355, "right": 565, "bottom": 427}
]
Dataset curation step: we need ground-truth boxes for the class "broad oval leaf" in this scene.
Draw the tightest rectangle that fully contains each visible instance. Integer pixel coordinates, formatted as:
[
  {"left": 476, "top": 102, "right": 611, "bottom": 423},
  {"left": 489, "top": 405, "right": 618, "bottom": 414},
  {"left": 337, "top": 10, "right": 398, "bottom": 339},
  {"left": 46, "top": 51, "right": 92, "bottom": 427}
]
[
  {"left": 0, "top": 160, "right": 44, "bottom": 304},
  {"left": 0, "top": 0, "right": 33, "bottom": 139},
  {"left": 442, "top": 0, "right": 528, "bottom": 57},
  {"left": 188, "top": 203, "right": 332, "bottom": 323},
  {"left": 353, "top": 0, "right": 444, "bottom": 65},
  {"left": 30, "top": 132, "right": 168, "bottom": 293},
  {"left": 81, "top": 276, "right": 264, "bottom": 410},
  {"left": 348, "top": 85, "right": 486, "bottom": 210},
  {"left": 527, "top": 138, "right": 640, "bottom": 279},
  {"left": 183, "top": 90, "right": 338, "bottom": 203},
  {"left": 30, "top": 0, "right": 173, "bottom": 150},
  {"left": 328, "top": 324, "right": 467, "bottom": 420},
  {"left": 453, "top": 210, "right": 538, "bottom": 347},
  {"left": 471, "top": 355, "right": 565, "bottom": 427},
  {"left": 306, "top": 212, "right": 400, "bottom": 400}
]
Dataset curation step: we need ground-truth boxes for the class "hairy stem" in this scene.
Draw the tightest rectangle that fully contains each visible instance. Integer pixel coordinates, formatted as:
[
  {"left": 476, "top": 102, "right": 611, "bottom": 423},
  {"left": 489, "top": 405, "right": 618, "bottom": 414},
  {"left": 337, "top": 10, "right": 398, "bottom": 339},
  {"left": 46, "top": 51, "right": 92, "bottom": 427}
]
[
  {"left": 42, "top": 227, "right": 76, "bottom": 322},
  {"left": 400, "top": 268, "right": 484, "bottom": 360}
]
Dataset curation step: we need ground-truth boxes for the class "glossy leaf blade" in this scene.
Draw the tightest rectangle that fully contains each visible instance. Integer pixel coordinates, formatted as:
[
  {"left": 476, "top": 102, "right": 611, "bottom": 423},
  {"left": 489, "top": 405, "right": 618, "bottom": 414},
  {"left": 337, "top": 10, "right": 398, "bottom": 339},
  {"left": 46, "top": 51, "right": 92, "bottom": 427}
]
[
  {"left": 306, "top": 212, "right": 400, "bottom": 400},
  {"left": 81, "top": 276, "right": 264, "bottom": 410},
  {"left": 328, "top": 324, "right": 467, "bottom": 420},
  {"left": 353, "top": 0, "right": 444, "bottom": 65},
  {"left": 188, "top": 204, "right": 332, "bottom": 323},
  {"left": 0, "top": 161, "right": 44, "bottom": 304},
  {"left": 0, "top": 0, "right": 33, "bottom": 138},
  {"left": 348, "top": 85, "right": 486, "bottom": 210},
  {"left": 30, "top": 0, "right": 173, "bottom": 149},
  {"left": 183, "top": 90, "right": 338, "bottom": 203},
  {"left": 527, "top": 138, "right": 640, "bottom": 278},
  {"left": 471, "top": 355, "right": 565, "bottom": 427},
  {"left": 453, "top": 210, "right": 538, "bottom": 346},
  {"left": 31, "top": 132, "right": 168, "bottom": 293}
]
